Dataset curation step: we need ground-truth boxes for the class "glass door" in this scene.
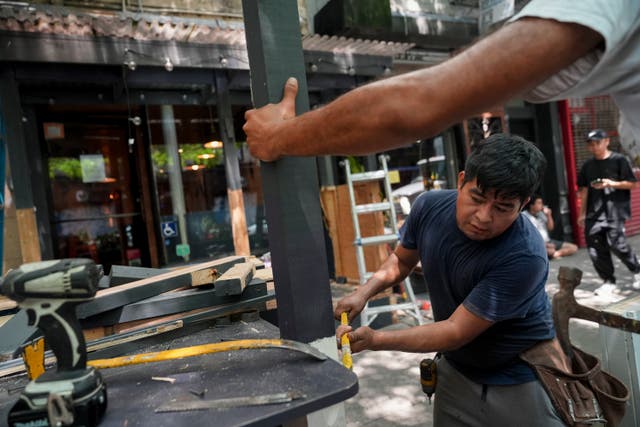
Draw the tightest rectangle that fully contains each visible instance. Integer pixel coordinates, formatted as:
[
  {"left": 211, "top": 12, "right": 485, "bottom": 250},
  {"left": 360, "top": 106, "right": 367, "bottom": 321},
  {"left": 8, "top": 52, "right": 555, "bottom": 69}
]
[{"left": 42, "top": 105, "right": 148, "bottom": 273}]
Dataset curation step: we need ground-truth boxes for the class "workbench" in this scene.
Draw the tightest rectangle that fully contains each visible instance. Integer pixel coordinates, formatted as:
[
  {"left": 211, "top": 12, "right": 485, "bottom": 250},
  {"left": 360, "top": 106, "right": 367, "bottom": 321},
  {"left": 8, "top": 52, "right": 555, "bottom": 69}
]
[{"left": 0, "top": 318, "right": 358, "bottom": 426}]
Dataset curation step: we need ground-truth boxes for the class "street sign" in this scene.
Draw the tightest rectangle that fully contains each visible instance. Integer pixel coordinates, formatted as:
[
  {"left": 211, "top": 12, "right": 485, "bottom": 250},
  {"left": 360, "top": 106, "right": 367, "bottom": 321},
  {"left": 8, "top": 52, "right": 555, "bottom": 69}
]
[{"left": 161, "top": 221, "right": 178, "bottom": 238}]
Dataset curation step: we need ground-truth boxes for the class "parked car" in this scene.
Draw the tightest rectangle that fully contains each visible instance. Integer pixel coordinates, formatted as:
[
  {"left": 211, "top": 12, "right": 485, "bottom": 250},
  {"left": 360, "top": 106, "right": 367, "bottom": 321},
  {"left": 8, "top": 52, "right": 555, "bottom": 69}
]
[
  {"left": 391, "top": 176, "right": 446, "bottom": 219},
  {"left": 392, "top": 176, "right": 425, "bottom": 217}
]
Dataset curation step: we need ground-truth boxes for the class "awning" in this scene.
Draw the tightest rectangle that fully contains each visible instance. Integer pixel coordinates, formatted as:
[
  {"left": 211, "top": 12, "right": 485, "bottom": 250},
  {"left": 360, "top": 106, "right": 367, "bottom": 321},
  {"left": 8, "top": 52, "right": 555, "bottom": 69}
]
[{"left": 0, "top": 5, "right": 414, "bottom": 77}]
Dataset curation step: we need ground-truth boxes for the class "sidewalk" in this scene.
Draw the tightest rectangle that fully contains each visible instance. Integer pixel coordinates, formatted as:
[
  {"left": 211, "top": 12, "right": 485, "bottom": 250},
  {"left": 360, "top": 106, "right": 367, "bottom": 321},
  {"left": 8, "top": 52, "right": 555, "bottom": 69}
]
[{"left": 342, "top": 234, "right": 640, "bottom": 426}]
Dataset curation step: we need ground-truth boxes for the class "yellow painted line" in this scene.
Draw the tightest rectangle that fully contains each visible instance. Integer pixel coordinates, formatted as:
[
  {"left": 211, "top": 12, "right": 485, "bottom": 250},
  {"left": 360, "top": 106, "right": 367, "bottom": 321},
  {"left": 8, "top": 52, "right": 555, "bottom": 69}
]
[
  {"left": 340, "top": 312, "right": 353, "bottom": 370},
  {"left": 88, "top": 338, "right": 325, "bottom": 369}
]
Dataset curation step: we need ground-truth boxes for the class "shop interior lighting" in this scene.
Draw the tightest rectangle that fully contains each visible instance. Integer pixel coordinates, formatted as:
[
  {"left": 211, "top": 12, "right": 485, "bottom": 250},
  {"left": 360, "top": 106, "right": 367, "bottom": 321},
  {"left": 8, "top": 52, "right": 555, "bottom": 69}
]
[{"left": 204, "top": 140, "right": 223, "bottom": 149}]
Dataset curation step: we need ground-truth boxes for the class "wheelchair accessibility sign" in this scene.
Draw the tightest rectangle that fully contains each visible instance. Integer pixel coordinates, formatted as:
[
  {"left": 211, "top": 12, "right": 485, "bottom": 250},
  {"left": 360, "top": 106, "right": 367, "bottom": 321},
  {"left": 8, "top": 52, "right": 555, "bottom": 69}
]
[{"left": 161, "top": 221, "right": 178, "bottom": 238}]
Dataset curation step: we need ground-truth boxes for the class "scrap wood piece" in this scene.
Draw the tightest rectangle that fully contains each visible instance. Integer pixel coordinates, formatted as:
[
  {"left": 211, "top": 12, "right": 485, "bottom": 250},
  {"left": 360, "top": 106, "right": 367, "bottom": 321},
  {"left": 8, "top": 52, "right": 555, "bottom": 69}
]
[
  {"left": 81, "top": 278, "right": 268, "bottom": 328},
  {"left": 77, "top": 255, "right": 246, "bottom": 319},
  {"left": 253, "top": 267, "right": 273, "bottom": 283},
  {"left": 247, "top": 256, "right": 265, "bottom": 270},
  {"left": 214, "top": 262, "right": 256, "bottom": 296}
]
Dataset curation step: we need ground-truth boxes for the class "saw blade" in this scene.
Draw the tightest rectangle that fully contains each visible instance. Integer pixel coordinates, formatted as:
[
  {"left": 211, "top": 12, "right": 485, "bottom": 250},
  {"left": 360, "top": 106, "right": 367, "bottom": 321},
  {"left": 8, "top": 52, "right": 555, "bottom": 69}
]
[{"left": 155, "top": 391, "right": 305, "bottom": 413}]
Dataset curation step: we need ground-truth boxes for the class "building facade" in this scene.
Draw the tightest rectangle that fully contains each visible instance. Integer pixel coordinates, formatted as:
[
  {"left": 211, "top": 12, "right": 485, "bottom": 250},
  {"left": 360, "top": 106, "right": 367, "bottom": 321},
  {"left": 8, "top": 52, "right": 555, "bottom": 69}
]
[{"left": 0, "top": 1, "right": 411, "bottom": 273}]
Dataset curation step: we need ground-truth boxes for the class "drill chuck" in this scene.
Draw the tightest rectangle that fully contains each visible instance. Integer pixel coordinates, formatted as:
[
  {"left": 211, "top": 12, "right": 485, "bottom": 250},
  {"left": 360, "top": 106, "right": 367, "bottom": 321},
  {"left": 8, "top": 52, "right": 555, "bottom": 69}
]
[{"left": 420, "top": 358, "right": 437, "bottom": 404}]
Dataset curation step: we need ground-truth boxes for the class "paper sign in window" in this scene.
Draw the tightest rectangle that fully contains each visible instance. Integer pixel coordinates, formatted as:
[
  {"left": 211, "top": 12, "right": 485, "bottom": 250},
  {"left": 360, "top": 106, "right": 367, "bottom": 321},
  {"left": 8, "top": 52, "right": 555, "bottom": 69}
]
[{"left": 80, "top": 154, "right": 107, "bottom": 183}]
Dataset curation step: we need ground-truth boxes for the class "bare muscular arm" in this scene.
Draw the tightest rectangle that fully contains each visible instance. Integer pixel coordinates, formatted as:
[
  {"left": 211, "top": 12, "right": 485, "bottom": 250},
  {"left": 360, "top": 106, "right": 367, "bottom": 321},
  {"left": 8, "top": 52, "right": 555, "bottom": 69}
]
[
  {"left": 244, "top": 18, "right": 603, "bottom": 161},
  {"left": 337, "top": 304, "right": 493, "bottom": 354},
  {"left": 334, "top": 245, "right": 494, "bottom": 353}
]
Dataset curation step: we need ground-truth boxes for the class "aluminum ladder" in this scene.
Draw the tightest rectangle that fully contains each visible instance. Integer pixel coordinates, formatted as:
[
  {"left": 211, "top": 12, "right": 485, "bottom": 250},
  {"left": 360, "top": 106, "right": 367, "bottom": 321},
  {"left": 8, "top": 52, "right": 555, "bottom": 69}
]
[{"left": 342, "top": 154, "right": 424, "bottom": 327}]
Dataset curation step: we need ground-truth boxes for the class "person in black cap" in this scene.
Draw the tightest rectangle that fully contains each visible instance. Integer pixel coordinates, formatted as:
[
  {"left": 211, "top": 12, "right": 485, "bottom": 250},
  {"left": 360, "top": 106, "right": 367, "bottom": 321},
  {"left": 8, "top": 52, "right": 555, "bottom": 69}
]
[{"left": 577, "top": 129, "right": 640, "bottom": 295}]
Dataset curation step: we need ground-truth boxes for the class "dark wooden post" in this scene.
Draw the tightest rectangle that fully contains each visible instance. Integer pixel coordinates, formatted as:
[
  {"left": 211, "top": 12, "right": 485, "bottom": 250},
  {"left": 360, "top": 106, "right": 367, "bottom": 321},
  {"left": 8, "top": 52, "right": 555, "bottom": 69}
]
[{"left": 242, "top": 1, "right": 334, "bottom": 343}]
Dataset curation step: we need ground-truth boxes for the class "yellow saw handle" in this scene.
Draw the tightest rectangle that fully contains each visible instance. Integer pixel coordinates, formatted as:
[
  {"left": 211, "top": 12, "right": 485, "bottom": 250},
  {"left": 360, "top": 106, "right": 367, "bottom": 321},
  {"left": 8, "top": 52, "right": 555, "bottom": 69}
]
[{"left": 340, "top": 312, "right": 353, "bottom": 370}]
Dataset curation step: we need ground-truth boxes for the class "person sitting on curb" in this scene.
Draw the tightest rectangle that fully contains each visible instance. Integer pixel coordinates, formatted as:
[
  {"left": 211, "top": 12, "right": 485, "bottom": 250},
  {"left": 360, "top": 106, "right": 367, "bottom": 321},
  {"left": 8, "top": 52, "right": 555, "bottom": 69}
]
[{"left": 522, "top": 195, "right": 578, "bottom": 259}]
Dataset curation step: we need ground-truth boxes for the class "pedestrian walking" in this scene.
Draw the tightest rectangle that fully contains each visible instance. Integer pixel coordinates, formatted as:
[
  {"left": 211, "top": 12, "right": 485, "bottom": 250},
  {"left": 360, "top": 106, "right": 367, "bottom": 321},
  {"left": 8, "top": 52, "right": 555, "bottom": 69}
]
[{"left": 577, "top": 129, "right": 640, "bottom": 294}]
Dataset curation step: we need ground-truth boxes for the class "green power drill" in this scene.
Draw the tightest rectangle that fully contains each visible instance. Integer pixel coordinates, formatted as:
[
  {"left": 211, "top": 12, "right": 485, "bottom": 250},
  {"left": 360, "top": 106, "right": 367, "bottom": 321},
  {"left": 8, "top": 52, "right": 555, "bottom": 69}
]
[{"left": 2, "top": 259, "right": 108, "bottom": 427}]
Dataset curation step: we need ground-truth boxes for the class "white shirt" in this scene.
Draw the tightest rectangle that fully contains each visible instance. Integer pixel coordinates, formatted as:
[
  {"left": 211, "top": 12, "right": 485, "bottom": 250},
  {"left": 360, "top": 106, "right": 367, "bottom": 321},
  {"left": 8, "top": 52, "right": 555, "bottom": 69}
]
[
  {"left": 511, "top": 0, "right": 640, "bottom": 159},
  {"left": 522, "top": 210, "right": 550, "bottom": 243}
]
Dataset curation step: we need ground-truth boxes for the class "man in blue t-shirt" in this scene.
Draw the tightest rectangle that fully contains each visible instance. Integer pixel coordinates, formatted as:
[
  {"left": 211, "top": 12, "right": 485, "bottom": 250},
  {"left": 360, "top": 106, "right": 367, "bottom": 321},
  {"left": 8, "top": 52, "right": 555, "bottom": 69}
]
[{"left": 335, "top": 134, "right": 563, "bottom": 426}]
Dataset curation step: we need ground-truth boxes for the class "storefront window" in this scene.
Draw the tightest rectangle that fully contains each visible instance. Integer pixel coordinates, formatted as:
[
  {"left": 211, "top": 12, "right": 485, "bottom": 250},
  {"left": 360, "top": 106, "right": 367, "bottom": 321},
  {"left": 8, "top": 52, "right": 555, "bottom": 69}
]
[
  {"left": 147, "top": 105, "right": 268, "bottom": 265},
  {"left": 43, "top": 106, "right": 146, "bottom": 273}
]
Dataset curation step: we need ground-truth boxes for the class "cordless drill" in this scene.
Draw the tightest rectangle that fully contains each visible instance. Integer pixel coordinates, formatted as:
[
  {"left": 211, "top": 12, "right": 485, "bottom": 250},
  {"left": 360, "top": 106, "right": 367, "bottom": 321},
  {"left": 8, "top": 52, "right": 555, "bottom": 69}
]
[{"left": 2, "top": 259, "right": 108, "bottom": 427}]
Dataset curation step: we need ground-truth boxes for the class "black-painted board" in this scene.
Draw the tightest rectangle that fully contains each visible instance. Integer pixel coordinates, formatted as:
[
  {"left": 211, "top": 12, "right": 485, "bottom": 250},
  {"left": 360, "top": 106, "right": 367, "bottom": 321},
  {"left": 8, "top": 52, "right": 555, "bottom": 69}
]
[
  {"left": 108, "top": 265, "right": 171, "bottom": 287},
  {"left": 81, "top": 278, "right": 267, "bottom": 328},
  {"left": 242, "top": 0, "right": 335, "bottom": 343},
  {"left": 0, "top": 319, "right": 358, "bottom": 426},
  {"left": 77, "top": 256, "right": 245, "bottom": 319}
]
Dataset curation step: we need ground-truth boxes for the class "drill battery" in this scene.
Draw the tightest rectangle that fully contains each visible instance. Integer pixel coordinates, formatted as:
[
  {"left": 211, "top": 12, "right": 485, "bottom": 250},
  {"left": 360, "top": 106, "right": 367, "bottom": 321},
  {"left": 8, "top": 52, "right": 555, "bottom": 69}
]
[{"left": 8, "top": 367, "right": 107, "bottom": 427}]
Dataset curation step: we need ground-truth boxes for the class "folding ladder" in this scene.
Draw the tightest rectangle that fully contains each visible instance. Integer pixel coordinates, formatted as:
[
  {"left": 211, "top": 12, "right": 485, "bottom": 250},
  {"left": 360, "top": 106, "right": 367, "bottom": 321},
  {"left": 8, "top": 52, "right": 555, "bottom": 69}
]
[{"left": 342, "top": 154, "right": 424, "bottom": 327}]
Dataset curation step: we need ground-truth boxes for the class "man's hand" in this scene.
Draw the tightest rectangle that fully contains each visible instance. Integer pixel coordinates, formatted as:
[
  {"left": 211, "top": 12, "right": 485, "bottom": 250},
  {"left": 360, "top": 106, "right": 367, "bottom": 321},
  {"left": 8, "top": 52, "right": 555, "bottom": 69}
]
[
  {"left": 243, "top": 77, "right": 299, "bottom": 162},
  {"left": 336, "top": 324, "right": 375, "bottom": 354},
  {"left": 334, "top": 290, "right": 368, "bottom": 323},
  {"left": 591, "top": 178, "right": 616, "bottom": 190}
]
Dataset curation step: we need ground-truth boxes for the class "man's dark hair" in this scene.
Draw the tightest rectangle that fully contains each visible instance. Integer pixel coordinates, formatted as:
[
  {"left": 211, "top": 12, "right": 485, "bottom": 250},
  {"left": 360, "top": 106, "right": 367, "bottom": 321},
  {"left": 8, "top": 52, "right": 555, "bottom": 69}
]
[
  {"left": 524, "top": 194, "right": 543, "bottom": 211},
  {"left": 463, "top": 134, "right": 546, "bottom": 203}
]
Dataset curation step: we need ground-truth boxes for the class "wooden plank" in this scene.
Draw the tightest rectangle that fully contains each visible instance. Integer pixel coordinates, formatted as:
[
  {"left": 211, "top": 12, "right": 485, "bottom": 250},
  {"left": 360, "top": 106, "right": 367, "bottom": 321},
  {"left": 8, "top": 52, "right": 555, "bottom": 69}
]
[
  {"left": 81, "top": 278, "right": 267, "bottom": 327},
  {"left": 254, "top": 267, "right": 273, "bottom": 282},
  {"left": 94, "top": 292, "right": 275, "bottom": 340},
  {"left": 242, "top": 0, "right": 334, "bottom": 342},
  {"left": 76, "top": 255, "right": 245, "bottom": 318},
  {"left": 247, "top": 256, "right": 265, "bottom": 270},
  {"left": 214, "top": 262, "right": 255, "bottom": 296},
  {"left": 108, "top": 265, "right": 171, "bottom": 286},
  {"left": 227, "top": 188, "right": 250, "bottom": 256},
  {"left": 189, "top": 267, "right": 219, "bottom": 287},
  {"left": 16, "top": 208, "right": 40, "bottom": 263}
]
